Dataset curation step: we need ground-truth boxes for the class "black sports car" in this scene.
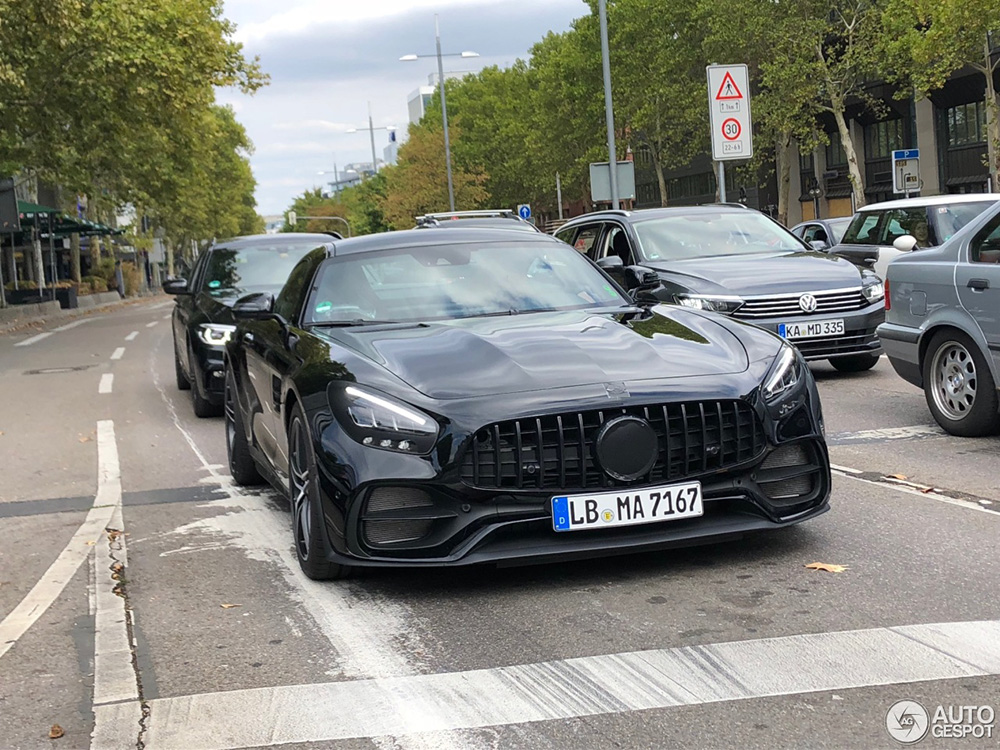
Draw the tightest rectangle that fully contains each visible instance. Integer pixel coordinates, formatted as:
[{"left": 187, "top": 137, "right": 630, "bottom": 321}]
[
  {"left": 224, "top": 227, "right": 831, "bottom": 579},
  {"left": 165, "top": 234, "right": 335, "bottom": 417}
]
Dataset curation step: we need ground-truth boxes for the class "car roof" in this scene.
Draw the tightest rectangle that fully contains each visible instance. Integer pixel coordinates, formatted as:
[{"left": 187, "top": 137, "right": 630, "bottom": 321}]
[
  {"left": 560, "top": 205, "right": 755, "bottom": 227},
  {"left": 328, "top": 227, "right": 561, "bottom": 257},
  {"left": 212, "top": 233, "right": 339, "bottom": 248},
  {"left": 856, "top": 194, "right": 1000, "bottom": 212}
]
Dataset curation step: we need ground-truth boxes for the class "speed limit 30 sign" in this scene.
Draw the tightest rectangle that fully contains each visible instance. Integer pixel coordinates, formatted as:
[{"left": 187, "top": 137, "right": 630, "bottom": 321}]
[{"left": 707, "top": 64, "right": 752, "bottom": 161}]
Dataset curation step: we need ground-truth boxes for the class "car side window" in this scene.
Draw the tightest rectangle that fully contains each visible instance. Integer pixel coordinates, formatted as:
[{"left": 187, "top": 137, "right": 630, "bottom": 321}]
[
  {"left": 842, "top": 213, "right": 881, "bottom": 244},
  {"left": 802, "top": 225, "right": 828, "bottom": 244},
  {"left": 971, "top": 214, "right": 1000, "bottom": 264},
  {"left": 189, "top": 250, "right": 213, "bottom": 293},
  {"left": 570, "top": 225, "right": 601, "bottom": 256},
  {"left": 553, "top": 226, "right": 575, "bottom": 246},
  {"left": 880, "top": 208, "right": 930, "bottom": 247},
  {"left": 597, "top": 225, "right": 635, "bottom": 264}
]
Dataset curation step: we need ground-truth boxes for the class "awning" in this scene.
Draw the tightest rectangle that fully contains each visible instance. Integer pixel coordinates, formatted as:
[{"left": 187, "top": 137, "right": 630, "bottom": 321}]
[
  {"left": 17, "top": 200, "right": 122, "bottom": 237},
  {"left": 946, "top": 174, "right": 988, "bottom": 187}
]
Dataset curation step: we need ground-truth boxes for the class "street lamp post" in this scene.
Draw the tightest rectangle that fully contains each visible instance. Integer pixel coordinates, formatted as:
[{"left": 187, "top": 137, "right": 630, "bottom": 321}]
[
  {"left": 597, "top": 0, "right": 619, "bottom": 209},
  {"left": 400, "top": 18, "right": 479, "bottom": 212},
  {"left": 346, "top": 107, "right": 396, "bottom": 177}
]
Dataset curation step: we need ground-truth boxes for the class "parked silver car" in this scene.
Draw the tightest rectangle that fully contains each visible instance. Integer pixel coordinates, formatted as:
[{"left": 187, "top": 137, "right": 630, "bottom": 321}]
[
  {"left": 877, "top": 203, "right": 1000, "bottom": 436},
  {"left": 835, "top": 194, "right": 999, "bottom": 279}
]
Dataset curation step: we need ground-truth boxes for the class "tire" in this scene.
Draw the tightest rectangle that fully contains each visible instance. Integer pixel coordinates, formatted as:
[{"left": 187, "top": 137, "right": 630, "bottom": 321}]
[
  {"left": 830, "top": 353, "right": 880, "bottom": 373},
  {"left": 174, "top": 348, "right": 191, "bottom": 390},
  {"left": 287, "top": 404, "right": 352, "bottom": 580},
  {"left": 225, "top": 366, "right": 264, "bottom": 486},
  {"left": 189, "top": 343, "right": 223, "bottom": 418},
  {"left": 922, "top": 330, "right": 1000, "bottom": 437}
]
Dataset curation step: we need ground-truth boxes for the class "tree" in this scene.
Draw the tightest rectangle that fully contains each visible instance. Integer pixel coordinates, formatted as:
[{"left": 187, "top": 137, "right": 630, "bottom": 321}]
[
  {"left": 880, "top": 0, "right": 1000, "bottom": 187},
  {"left": 381, "top": 124, "right": 488, "bottom": 229}
]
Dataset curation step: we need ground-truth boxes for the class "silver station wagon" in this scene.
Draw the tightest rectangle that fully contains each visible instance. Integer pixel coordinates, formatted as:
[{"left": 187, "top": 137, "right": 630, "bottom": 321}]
[{"left": 878, "top": 203, "right": 1000, "bottom": 436}]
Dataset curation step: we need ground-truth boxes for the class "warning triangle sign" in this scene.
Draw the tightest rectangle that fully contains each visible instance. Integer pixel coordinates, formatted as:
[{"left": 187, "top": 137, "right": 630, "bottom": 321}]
[{"left": 715, "top": 71, "right": 743, "bottom": 101}]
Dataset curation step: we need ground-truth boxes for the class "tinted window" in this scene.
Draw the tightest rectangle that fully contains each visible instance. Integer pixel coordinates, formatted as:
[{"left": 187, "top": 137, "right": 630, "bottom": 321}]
[
  {"left": 305, "top": 242, "right": 627, "bottom": 324},
  {"left": 633, "top": 212, "right": 802, "bottom": 261},
  {"left": 200, "top": 243, "right": 319, "bottom": 297},
  {"left": 842, "top": 213, "right": 881, "bottom": 245},
  {"left": 930, "top": 201, "right": 994, "bottom": 244},
  {"left": 827, "top": 218, "right": 852, "bottom": 244},
  {"left": 570, "top": 226, "right": 601, "bottom": 255},
  {"left": 274, "top": 248, "right": 327, "bottom": 322},
  {"left": 597, "top": 225, "right": 634, "bottom": 264},
  {"left": 553, "top": 226, "right": 575, "bottom": 245},
  {"left": 971, "top": 212, "right": 1000, "bottom": 264}
]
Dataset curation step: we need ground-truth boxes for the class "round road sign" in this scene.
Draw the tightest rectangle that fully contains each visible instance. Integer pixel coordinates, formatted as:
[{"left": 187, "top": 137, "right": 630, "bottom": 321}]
[{"left": 722, "top": 118, "right": 741, "bottom": 141}]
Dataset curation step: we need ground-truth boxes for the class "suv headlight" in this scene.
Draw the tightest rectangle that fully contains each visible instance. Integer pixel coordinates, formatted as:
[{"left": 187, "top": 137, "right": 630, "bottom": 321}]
[
  {"left": 329, "top": 384, "right": 439, "bottom": 453},
  {"left": 762, "top": 344, "right": 802, "bottom": 401},
  {"left": 197, "top": 323, "right": 236, "bottom": 347},
  {"left": 862, "top": 281, "right": 884, "bottom": 302},
  {"left": 676, "top": 295, "right": 744, "bottom": 314}
]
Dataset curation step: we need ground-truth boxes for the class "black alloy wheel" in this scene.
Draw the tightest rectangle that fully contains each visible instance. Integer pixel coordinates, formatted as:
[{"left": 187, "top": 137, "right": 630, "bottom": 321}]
[
  {"left": 225, "top": 366, "right": 263, "bottom": 486},
  {"left": 287, "top": 404, "right": 352, "bottom": 580}
]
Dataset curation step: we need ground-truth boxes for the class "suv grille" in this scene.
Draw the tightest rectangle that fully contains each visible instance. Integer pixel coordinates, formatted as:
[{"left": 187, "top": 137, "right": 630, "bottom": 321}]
[
  {"left": 461, "top": 400, "right": 765, "bottom": 491},
  {"left": 733, "top": 288, "right": 867, "bottom": 319}
]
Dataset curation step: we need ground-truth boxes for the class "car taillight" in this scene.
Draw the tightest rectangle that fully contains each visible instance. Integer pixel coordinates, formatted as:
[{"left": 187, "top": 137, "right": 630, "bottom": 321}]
[{"left": 884, "top": 279, "right": 890, "bottom": 311}]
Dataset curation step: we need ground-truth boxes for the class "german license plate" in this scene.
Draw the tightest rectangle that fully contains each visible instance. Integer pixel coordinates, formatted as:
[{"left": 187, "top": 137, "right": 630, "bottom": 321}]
[
  {"left": 552, "top": 482, "right": 703, "bottom": 532},
  {"left": 778, "top": 319, "right": 844, "bottom": 339}
]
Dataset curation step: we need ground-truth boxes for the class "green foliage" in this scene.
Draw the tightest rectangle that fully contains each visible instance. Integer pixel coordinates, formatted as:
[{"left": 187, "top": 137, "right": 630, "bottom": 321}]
[{"left": 82, "top": 275, "right": 109, "bottom": 293}]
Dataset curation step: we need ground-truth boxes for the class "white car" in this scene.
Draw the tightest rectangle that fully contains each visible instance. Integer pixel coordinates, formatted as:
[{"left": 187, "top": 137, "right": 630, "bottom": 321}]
[{"left": 832, "top": 194, "right": 1000, "bottom": 278}]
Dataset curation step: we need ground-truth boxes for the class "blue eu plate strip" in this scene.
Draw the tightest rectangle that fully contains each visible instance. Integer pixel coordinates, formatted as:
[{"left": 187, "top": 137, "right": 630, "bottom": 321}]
[
  {"left": 552, "top": 496, "right": 570, "bottom": 531},
  {"left": 778, "top": 324, "right": 787, "bottom": 338}
]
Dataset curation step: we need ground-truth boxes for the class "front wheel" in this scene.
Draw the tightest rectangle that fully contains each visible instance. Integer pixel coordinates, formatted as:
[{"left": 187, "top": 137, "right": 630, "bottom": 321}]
[
  {"left": 923, "top": 331, "right": 999, "bottom": 437},
  {"left": 830, "top": 353, "right": 880, "bottom": 372},
  {"left": 288, "top": 404, "right": 353, "bottom": 580}
]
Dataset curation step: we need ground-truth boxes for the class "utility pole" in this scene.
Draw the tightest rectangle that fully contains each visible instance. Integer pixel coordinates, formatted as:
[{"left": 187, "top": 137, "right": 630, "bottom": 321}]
[
  {"left": 436, "top": 15, "right": 456, "bottom": 212},
  {"left": 556, "top": 173, "right": 564, "bottom": 220},
  {"left": 598, "top": 0, "right": 619, "bottom": 209},
  {"left": 367, "top": 102, "right": 379, "bottom": 175}
]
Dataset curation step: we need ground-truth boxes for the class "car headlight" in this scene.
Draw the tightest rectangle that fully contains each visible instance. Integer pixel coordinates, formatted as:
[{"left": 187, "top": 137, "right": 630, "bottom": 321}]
[
  {"left": 762, "top": 344, "right": 802, "bottom": 401},
  {"left": 329, "top": 384, "right": 439, "bottom": 453},
  {"left": 197, "top": 323, "right": 236, "bottom": 347},
  {"left": 676, "top": 295, "right": 744, "bottom": 314},
  {"left": 862, "top": 281, "right": 884, "bottom": 302}
]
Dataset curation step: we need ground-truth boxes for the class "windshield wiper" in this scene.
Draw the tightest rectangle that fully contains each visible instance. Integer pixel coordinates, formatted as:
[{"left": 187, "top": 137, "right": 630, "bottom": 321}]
[{"left": 309, "top": 319, "right": 407, "bottom": 327}]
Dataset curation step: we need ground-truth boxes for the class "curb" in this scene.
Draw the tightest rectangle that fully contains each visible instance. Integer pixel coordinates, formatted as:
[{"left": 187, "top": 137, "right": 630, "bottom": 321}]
[{"left": 0, "top": 293, "right": 166, "bottom": 335}]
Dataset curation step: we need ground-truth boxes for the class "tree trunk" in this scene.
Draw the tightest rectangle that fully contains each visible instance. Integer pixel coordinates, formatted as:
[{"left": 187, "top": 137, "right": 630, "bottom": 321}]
[
  {"left": 33, "top": 238, "right": 45, "bottom": 289},
  {"left": 832, "top": 103, "right": 866, "bottom": 209},
  {"left": 70, "top": 233, "right": 82, "bottom": 283},
  {"left": 984, "top": 36, "right": 1000, "bottom": 190},
  {"left": 166, "top": 239, "right": 175, "bottom": 277},
  {"left": 89, "top": 235, "right": 101, "bottom": 272},
  {"left": 652, "top": 151, "right": 669, "bottom": 207},
  {"left": 776, "top": 132, "right": 793, "bottom": 227}
]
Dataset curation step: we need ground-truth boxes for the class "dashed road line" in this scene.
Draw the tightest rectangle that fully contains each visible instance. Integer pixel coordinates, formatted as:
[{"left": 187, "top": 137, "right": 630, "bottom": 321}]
[
  {"left": 110, "top": 347, "right": 125, "bottom": 361},
  {"left": 0, "top": 421, "right": 120, "bottom": 660},
  {"left": 162, "top": 313, "right": 172, "bottom": 320},
  {"left": 94, "top": 618, "right": 1000, "bottom": 749},
  {"left": 53, "top": 318, "right": 96, "bottom": 332},
  {"left": 125, "top": 331, "right": 139, "bottom": 342},
  {"left": 146, "top": 321, "right": 158, "bottom": 328},
  {"left": 14, "top": 331, "right": 52, "bottom": 347},
  {"left": 99, "top": 374, "right": 114, "bottom": 394},
  {"left": 828, "top": 424, "right": 944, "bottom": 445}
]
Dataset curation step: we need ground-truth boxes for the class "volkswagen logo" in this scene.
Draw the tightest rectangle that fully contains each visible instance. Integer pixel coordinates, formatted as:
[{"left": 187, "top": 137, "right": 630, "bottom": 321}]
[{"left": 798, "top": 293, "right": 818, "bottom": 313}]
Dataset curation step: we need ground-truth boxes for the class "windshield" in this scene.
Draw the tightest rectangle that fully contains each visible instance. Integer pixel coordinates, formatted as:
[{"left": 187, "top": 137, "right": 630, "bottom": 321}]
[
  {"left": 305, "top": 241, "right": 628, "bottom": 324},
  {"left": 633, "top": 212, "right": 804, "bottom": 262},
  {"left": 201, "top": 243, "right": 319, "bottom": 296},
  {"left": 827, "top": 218, "right": 852, "bottom": 244}
]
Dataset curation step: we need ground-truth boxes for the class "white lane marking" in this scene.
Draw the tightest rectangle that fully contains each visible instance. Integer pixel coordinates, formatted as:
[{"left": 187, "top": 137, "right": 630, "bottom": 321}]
[
  {"left": 53, "top": 318, "right": 96, "bottom": 332},
  {"left": 162, "top": 313, "right": 172, "bottom": 320},
  {"left": 99, "top": 373, "right": 114, "bottom": 394},
  {"left": 146, "top": 321, "right": 159, "bottom": 328},
  {"left": 0, "top": 421, "right": 120, "bottom": 660},
  {"left": 828, "top": 463, "right": 862, "bottom": 475},
  {"left": 125, "top": 331, "right": 139, "bottom": 342},
  {"left": 14, "top": 331, "right": 52, "bottom": 347},
  {"left": 828, "top": 424, "right": 944, "bottom": 444},
  {"left": 110, "top": 347, "right": 125, "bottom": 361},
  {"left": 833, "top": 469, "right": 999, "bottom": 516},
  {"left": 94, "top": 618, "right": 1000, "bottom": 749},
  {"left": 92, "top": 504, "right": 138, "bottom": 705},
  {"left": 151, "top": 301, "right": 174, "bottom": 310}
]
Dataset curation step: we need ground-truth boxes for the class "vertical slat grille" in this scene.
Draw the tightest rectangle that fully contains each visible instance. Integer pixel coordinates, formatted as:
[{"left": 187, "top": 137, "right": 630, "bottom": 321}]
[{"left": 461, "top": 399, "right": 765, "bottom": 491}]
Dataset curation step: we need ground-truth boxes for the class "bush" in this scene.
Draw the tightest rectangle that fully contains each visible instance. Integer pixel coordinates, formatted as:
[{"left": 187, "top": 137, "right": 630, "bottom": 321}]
[
  {"left": 76, "top": 282, "right": 93, "bottom": 295},
  {"left": 96, "top": 257, "right": 116, "bottom": 286},
  {"left": 5, "top": 280, "right": 38, "bottom": 290},
  {"left": 122, "top": 261, "right": 143, "bottom": 297},
  {"left": 82, "top": 275, "right": 108, "bottom": 293}
]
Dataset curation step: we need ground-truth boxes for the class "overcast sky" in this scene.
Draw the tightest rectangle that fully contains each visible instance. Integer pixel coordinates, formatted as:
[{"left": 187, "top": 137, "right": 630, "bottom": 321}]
[{"left": 219, "top": 0, "right": 587, "bottom": 216}]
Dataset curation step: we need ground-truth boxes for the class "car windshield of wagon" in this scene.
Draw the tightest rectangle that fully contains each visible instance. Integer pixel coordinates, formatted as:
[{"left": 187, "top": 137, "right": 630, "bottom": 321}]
[
  {"left": 304, "top": 241, "right": 628, "bottom": 324},
  {"left": 202, "top": 243, "right": 319, "bottom": 296},
  {"left": 633, "top": 212, "right": 804, "bottom": 262}
]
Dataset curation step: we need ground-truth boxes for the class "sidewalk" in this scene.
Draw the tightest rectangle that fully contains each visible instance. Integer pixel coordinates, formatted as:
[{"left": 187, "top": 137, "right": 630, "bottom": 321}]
[{"left": 0, "top": 292, "right": 167, "bottom": 334}]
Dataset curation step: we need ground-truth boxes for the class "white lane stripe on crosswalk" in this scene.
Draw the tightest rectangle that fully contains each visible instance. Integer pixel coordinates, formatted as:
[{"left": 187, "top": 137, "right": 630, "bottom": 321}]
[
  {"left": 14, "top": 332, "right": 52, "bottom": 347},
  {"left": 110, "top": 347, "right": 125, "bottom": 361},
  {"left": 99, "top": 374, "right": 114, "bottom": 394},
  {"left": 95, "top": 618, "right": 1000, "bottom": 749},
  {"left": 0, "top": 421, "right": 121, "bottom": 661},
  {"left": 146, "top": 321, "right": 158, "bottom": 328},
  {"left": 125, "top": 331, "right": 139, "bottom": 342}
]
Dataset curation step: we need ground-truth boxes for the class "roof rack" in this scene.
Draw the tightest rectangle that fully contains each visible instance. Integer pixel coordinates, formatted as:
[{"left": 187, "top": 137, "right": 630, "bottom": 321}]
[
  {"left": 707, "top": 202, "right": 751, "bottom": 210},
  {"left": 415, "top": 209, "right": 526, "bottom": 226}
]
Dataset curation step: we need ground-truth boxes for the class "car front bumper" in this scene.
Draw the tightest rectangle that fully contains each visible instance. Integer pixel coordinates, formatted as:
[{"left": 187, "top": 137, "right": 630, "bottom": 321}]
[
  {"left": 876, "top": 321, "right": 922, "bottom": 387},
  {"left": 191, "top": 342, "right": 226, "bottom": 402},
  {"left": 744, "top": 304, "right": 885, "bottom": 361}
]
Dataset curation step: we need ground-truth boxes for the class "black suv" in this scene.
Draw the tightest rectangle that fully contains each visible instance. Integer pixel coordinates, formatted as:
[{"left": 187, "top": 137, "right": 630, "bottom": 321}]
[
  {"left": 165, "top": 234, "right": 334, "bottom": 416},
  {"left": 554, "top": 207, "right": 886, "bottom": 371}
]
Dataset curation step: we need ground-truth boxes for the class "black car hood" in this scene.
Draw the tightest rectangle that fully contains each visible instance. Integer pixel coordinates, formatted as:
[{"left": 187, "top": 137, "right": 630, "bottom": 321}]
[
  {"left": 317, "top": 307, "right": 750, "bottom": 400},
  {"left": 646, "top": 251, "right": 862, "bottom": 296}
]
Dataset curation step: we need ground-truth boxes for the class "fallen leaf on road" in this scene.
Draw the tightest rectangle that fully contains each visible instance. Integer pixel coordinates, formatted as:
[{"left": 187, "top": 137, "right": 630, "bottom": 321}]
[
  {"left": 78, "top": 436, "right": 92, "bottom": 443},
  {"left": 49, "top": 724, "right": 64, "bottom": 739},
  {"left": 85, "top": 541, "right": 96, "bottom": 546},
  {"left": 106, "top": 530, "right": 121, "bottom": 542},
  {"left": 220, "top": 603, "right": 241, "bottom": 609},
  {"left": 805, "top": 562, "right": 848, "bottom": 573},
  {"left": 886, "top": 474, "right": 908, "bottom": 480},
  {"left": 920, "top": 487, "right": 935, "bottom": 494}
]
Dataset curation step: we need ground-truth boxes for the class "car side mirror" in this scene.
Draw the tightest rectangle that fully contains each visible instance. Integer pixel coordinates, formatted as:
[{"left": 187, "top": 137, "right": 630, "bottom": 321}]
[
  {"left": 809, "top": 240, "right": 829, "bottom": 252},
  {"left": 625, "top": 265, "right": 660, "bottom": 290},
  {"left": 233, "top": 292, "right": 276, "bottom": 320},
  {"left": 893, "top": 235, "right": 918, "bottom": 253},
  {"left": 597, "top": 256, "right": 624, "bottom": 271},
  {"left": 163, "top": 278, "right": 189, "bottom": 295}
]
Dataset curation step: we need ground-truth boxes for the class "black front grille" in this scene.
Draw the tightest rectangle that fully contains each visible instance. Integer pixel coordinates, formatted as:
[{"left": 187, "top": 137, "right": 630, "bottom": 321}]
[
  {"left": 756, "top": 442, "right": 824, "bottom": 509},
  {"left": 794, "top": 330, "right": 879, "bottom": 360},
  {"left": 733, "top": 288, "right": 867, "bottom": 319},
  {"left": 461, "top": 400, "right": 765, "bottom": 491}
]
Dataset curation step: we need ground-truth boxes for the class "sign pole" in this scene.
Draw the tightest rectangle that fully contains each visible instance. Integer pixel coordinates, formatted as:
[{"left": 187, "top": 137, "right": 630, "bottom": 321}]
[
  {"left": 597, "top": 0, "right": 619, "bottom": 209},
  {"left": 556, "top": 172, "right": 564, "bottom": 220},
  {"left": 717, "top": 162, "right": 727, "bottom": 203}
]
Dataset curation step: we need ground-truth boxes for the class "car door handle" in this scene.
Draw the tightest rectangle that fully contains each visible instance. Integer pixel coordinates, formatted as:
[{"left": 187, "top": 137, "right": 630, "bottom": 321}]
[{"left": 968, "top": 278, "right": 990, "bottom": 291}]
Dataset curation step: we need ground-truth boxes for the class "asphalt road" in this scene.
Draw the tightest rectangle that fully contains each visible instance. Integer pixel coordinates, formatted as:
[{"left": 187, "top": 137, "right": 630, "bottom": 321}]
[{"left": 1, "top": 298, "right": 998, "bottom": 750}]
